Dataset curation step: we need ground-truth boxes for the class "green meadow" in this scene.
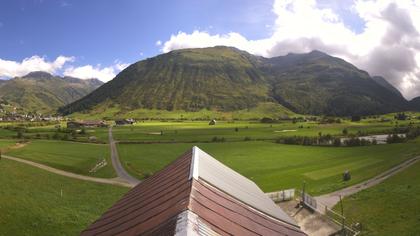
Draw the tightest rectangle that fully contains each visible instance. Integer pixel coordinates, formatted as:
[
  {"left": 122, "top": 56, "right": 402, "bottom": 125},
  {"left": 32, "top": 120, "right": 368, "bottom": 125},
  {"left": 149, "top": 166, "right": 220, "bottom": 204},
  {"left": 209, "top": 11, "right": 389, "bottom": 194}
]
[
  {"left": 0, "top": 139, "right": 17, "bottom": 149},
  {"left": 111, "top": 119, "right": 417, "bottom": 143},
  {"left": 69, "top": 102, "right": 296, "bottom": 120},
  {"left": 117, "top": 138, "right": 420, "bottom": 195},
  {"left": 7, "top": 140, "right": 115, "bottom": 178},
  {"left": 335, "top": 161, "right": 420, "bottom": 236},
  {"left": 0, "top": 159, "right": 128, "bottom": 236}
]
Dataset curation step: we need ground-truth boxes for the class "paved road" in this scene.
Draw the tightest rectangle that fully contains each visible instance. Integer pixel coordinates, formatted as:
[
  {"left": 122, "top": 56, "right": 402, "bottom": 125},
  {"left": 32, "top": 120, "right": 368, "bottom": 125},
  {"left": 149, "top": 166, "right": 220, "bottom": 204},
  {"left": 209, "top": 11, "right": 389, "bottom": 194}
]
[
  {"left": 315, "top": 156, "right": 420, "bottom": 213},
  {"left": 108, "top": 126, "right": 141, "bottom": 186},
  {"left": 2, "top": 155, "right": 134, "bottom": 188}
]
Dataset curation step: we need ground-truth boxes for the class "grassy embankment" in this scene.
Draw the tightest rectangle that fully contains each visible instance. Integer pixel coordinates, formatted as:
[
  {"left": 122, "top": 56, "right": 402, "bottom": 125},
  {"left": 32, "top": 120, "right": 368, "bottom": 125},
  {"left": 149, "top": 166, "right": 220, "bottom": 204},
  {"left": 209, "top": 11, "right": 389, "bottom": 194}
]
[
  {"left": 6, "top": 140, "right": 115, "bottom": 178},
  {"left": 334, "top": 161, "right": 420, "bottom": 236},
  {"left": 0, "top": 158, "right": 128, "bottom": 236}
]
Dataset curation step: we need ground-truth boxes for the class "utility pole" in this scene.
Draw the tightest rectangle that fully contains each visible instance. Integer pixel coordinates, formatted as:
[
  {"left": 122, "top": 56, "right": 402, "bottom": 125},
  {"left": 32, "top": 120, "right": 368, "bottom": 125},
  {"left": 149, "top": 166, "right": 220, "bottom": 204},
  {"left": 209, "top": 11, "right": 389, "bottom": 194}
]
[
  {"left": 301, "top": 181, "right": 306, "bottom": 207},
  {"left": 339, "top": 195, "right": 345, "bottom": 235}
]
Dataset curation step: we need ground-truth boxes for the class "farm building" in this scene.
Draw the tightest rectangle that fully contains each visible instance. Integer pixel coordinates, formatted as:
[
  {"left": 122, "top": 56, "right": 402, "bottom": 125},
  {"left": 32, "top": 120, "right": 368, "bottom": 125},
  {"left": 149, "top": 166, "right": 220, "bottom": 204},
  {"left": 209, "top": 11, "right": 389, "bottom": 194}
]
[
  {"left": 115, "top": 118, "right": 135, "bottom": 125},
  {"left": 81, "top": 147, "right": 305, "bottom": 236},
  {"left": 67, "top": 120, "right": 107, "bottom": 128}
]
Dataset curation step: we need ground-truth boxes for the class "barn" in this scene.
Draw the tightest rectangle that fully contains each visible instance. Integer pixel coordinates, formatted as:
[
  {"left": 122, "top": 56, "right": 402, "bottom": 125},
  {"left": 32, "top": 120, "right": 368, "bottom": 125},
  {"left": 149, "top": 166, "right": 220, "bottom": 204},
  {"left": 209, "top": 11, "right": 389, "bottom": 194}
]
[{"left": 81, "top": 146, "right": 306, "bottom": 236}]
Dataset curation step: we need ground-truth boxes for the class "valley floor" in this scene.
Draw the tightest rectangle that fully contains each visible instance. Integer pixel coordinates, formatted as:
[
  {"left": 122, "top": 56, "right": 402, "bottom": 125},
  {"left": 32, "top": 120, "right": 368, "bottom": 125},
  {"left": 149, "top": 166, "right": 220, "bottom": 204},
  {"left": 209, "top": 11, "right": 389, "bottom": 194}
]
[{"left": 1, "top": 116, "right": 420, "bottom": 235}]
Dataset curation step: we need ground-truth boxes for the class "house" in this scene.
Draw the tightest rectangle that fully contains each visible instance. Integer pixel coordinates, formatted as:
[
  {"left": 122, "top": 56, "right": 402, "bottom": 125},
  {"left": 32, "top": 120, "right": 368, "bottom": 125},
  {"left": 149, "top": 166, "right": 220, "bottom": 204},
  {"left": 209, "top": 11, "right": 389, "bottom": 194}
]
[
  {"left": 115, "top": 118, "right": 135, "bottom": 126},
  {"left": 66, "top": 120, "right": 107, "bottom": 129},
  {"left": 209, "top": 119, "right": 217, "bottom": 125},
  {"left": 81, "top": 146, "right": 306, "bottom": 236}
]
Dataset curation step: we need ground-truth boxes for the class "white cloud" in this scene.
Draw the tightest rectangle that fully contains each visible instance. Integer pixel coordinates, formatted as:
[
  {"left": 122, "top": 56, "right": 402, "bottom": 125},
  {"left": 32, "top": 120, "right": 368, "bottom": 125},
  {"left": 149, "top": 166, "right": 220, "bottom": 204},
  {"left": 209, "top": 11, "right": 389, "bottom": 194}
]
[
  {"left": 155, "top": 40, "right": 162, "bottom": 46},
  {"left": 64, "top": 62, "right": 129, "bottom": 82},
  {"left": 158, "top": 0, "right": 420, "bottom": 99},
  {"left": 0, "top": 55, "right": 128, "bottom": 82},
  {"left": 0, "top": 55, "right": 74, "bottom": 78}
]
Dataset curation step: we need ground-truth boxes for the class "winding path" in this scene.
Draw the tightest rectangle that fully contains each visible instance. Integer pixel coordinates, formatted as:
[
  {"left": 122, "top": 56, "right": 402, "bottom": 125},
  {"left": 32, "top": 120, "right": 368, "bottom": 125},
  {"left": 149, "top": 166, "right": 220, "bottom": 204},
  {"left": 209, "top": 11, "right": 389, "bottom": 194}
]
[
  {"left": 2, "top": 155, "right": 135, "bottom": 188},
  {"left": 314, "top": 155, "right": 420, "bottom": 213},
  {"left": 108, "top": 126, "right": 141, "bottom": 186}
]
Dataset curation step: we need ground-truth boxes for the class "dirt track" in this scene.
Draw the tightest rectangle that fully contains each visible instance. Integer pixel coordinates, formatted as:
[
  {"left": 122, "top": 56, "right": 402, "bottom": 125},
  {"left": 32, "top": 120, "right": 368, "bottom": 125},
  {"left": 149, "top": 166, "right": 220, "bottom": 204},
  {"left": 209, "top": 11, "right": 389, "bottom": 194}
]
[{"left": 108, "top": 126, "right": 141, "bottom": 185}]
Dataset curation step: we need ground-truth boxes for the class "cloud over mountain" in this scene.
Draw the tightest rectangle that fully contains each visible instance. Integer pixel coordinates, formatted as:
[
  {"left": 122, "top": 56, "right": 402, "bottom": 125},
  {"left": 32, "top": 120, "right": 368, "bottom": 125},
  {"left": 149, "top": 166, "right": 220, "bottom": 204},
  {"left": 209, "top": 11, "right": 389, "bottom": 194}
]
[
  {"left": 159, "top": 0, "right": 420, "bottom": 99},
  {"left": 0, "top": 56, "right": 127, "bottom": 82}
]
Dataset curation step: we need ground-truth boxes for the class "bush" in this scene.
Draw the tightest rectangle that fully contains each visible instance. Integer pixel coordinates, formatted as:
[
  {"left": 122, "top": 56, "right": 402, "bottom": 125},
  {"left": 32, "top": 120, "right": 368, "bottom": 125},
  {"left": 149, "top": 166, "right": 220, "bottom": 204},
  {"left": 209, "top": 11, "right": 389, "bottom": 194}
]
[
  {"left": 343, "top": 137, "right": 372, "bottom": 146},
  {"left": 333, "top": 138, "right": 341, "bottom": 146},
  {"left": 386, "top": 134, "right": 406, "bottom": 144},
  {"left": 342, "top": 128, "right": 348, "bottom": 135},
  {"left": 244, "top": 136, "right": 252, "bottom": 141},
  {"left": 406, "top": 127, "right": 420, "bottom": 139},
  {"left": 52, "top": 132, "right": 60, "bottom": 140},
  {"left": 260, "top": 117, "right": 274, "bottom": 123},
  {"left": 211, "top": 136, "right": 225, "bottom": 142},
  {"left": 395, "top": 113, "right": 407, "bottom": 120}
]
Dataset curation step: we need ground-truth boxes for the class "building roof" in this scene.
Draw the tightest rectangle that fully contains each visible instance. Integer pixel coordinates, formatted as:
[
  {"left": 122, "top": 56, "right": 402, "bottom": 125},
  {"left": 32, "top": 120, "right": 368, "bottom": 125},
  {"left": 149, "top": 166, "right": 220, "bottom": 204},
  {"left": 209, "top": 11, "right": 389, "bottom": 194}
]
[{"left": 81, "top": 147, "right": 306, "bottom": 236}]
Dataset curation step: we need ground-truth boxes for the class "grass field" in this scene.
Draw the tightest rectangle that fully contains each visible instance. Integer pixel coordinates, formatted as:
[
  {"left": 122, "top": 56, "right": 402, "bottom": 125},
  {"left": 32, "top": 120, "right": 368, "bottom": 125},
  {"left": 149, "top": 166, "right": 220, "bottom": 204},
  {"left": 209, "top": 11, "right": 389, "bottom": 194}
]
[
  {"left": 69, "top": 102, "right": 296, "bottom": 120},
  {"left": 111, "top": 119, "right": 418, "bottom": 143},
  {"left": 334, "top": 161, "right": 420, "bottom": 236},
  {"left": 0, "top": 159, "right": 128, "bottom": 236},
  {"left": 0, "top": 128, "right": 18, "bottom": 138},
  {"left": 7, "top": 140, "right": 115, "bottom": 178},
  {"left": 0, "top": 139, "right": 17, "bottom": 150},
  {"left": 117, "top": 139, "right": 420, "bottom": 195}
]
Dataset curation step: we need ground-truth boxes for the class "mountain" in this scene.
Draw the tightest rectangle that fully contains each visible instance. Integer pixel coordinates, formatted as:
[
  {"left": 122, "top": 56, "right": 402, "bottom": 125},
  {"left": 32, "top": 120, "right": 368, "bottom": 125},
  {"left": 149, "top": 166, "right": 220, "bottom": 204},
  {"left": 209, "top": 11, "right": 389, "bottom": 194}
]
[
  {"left": 60, "top": 47, "right": 272, "bottom": 114},
  {"left": 372, "top": 76, "right": 404, "bottom": 98},
  {"left": 0, "top": 71, "right": 103, "bottom": 113},
  {"left": 60, "top": 46, "right": 409, "bottom": 116},
  {"left": 261, "top": 51, "right": 409, "bottom": 115},
  {"left": 410, "top": 97, "right": 420, "bottom": 111}
]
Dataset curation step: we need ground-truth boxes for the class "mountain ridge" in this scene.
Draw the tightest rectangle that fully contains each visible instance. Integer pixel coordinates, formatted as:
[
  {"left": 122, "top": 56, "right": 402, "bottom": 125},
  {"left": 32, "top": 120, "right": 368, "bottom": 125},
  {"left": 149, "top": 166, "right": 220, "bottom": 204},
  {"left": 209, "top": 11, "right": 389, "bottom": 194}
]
[
  {"left": 58, "top": 46, "right": 412, "bottom": 116},
  {"left": 0, "top": 71, "right": 103, "bottom": 113}
]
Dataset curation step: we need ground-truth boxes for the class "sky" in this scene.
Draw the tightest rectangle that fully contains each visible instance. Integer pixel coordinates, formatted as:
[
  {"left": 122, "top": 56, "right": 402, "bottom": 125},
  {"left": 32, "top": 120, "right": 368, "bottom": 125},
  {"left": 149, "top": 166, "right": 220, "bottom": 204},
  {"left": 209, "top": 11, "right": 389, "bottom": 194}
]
[{"left": 0, "top": 0, "right": 419, "bottom": 99}]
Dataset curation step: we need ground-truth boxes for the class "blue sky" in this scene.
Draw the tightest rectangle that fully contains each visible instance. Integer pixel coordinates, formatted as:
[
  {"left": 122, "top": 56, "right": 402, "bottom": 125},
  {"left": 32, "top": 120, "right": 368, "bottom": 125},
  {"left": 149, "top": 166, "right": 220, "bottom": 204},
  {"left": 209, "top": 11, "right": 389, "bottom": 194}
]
[
  {"left": 0, "top": 0, "right": 419, "bottom": 99},
  {"left": 0, "top": 0, "right": 275, "bottom": 65}
]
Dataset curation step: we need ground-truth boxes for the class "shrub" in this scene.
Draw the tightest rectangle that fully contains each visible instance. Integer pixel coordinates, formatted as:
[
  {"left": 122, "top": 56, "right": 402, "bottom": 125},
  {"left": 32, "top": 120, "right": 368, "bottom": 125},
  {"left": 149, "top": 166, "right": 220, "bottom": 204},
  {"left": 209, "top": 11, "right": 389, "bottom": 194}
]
[
  {"left": 333, "top": 138, "right": 341, "bottom": 146},
  {"left": 260, "top": 117, "right": 274, "bottom": 123},
  {"left": 386, "top": 134, "right": 406, "bottom": 144},
  {"left": 211, "top": 136, "right": 225, "bottom": 142}
]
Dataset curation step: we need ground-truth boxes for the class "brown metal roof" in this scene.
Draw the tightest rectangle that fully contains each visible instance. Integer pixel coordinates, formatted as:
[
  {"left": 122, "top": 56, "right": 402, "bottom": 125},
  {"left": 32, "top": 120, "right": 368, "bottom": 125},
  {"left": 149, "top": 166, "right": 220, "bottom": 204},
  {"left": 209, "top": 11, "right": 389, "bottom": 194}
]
[{"left": 81, "top": 147, "right": 306, "bottom": 236}]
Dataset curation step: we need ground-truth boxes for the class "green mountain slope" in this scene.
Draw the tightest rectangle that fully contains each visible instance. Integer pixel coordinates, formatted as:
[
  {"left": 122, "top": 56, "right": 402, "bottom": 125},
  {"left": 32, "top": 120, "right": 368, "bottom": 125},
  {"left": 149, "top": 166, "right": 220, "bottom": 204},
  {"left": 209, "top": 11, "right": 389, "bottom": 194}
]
[
  {"left": 371, "top": 76, "right": 404, "bottom": 98},
  {"left": 263, "top": 51, "right": 409, "bottom": 115},
  {"left": 410, "top": 97, "right": 420, "bottom": 111},
  {"left": 0, "top": 71, "right": 103, "bottom": 113},
  {"left": 60, "top": 46, "right": 410, "bottom": 116}
]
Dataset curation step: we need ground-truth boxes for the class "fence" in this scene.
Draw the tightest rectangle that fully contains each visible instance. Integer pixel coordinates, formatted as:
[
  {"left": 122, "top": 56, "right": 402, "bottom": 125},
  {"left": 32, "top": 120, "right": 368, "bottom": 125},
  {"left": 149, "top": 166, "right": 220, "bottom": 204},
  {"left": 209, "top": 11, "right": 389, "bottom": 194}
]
[
  {"left": 296, "top": 189, "right": 361, "bottom": 236},
  {"left": 265, "top": 189, "right": 295, "bottom": 202},
  {"left": 89, "top": 159, "right": 107, "bottom": 173}
]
